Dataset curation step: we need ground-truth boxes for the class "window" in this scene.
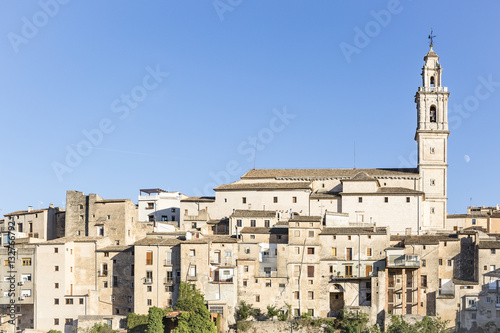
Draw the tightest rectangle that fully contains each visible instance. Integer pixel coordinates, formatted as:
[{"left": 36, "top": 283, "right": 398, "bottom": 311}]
[
  {"left": 113, "top": 276, "right": 118, "bottom": 287},
  {"left": 439, "top": 259, "right": 443, "bottom": 265},
  {"left": 250, "top": 235, "right": 255, "bottom": 239},
  {"left": 147, "top": 286, "right": 152, "bottom": 292},
  {"left": 448, "top": 260, "right": 452, "bottom": 267},
  {"left": 421, "top": 275, "right": 427, "bottom": 288},
  {"left": 430, "top": 105, "right": 436, "bottom": 122},
  {"left": 430, "top": 147, "right": 435, "bottom": 154},
  {"left": 308, "top": 230, "right": 314, "bottom": 238},
  {"left": 245, "top": 247, "right": 250, "bottom": 254},
  {"left": 54, "top": 298, "right": 59, "bottom": 305},
  {"left": 250, "top": 220, "right": 256, "bottom": 227},
  {"left": 146, "top": 251, "right": 153, "bottom": 265},
  {"left": 55, "top": 266, "right": 59, "bottom": 271},
  {"left": 266, "top": 280, "right": 271, "bottom": 287},
  {"left": 472, "top": 219, "right": 477, "bottom": 225},
  {"left": 430, "top": 76, "right": 435, "bottom": 87},
  {"left": 22, "top": 258, "right": 32, "bottom": 266},
  {"left": 367, "top": 235, "right": 371, "bottom": 239},
  {"left": 264, "top": 220, "right": 270, "bottom": 228},
  {"left": 55, "top": 283, "right": 59, "bottom": 289},
  {"left": 307, "top": 247, "right": 315, "bottom": 255},
  {"left": 147, "top": 202, "right": 154, "bottom": 209},
  {"left": 293, "top": 265, "right": 300, "bottom": 277},
  {"left": 406, "top": 197, "right": 410, "bottom": 203},
  {"left": 242, "top": 197, "right": 246, "bottom": 204},
  {"left": 189, "top": 249, "right": 196, "bottom": 257},
  {"left": 256, "top": 295, "right": 260, "bottom": 302},
  {"left": 189, "top": 265, "right": 196, "bottom": 277},
  {"left": 243, "top": 280, "right": 247, "bottom": 287},
  {"left": 292, "top": 197, "right": 297, "bottom": 203},
  {"left": 147, "top": 299, "right": 152, "bottom": 306},
  {"left": 492, "top": 249, "right": 496, "bottom": 254},
  {"left": 485, "top": 265, "right": 488, "bottom": 271},
  {"left": 422, "top": 259, "right": 426, "bottom": 267},
  {"left": 54, "top": 318, "right": 59, "bottom": 325},
  {"left": 54, "top": 247, "right": 58, "bottom": 253},
  {"left": 367, "top": 248, "right": 372, "bottom": 256},
  {"left": 332, "top": 248, "right": 336, "bottom": 256},
  {"left": 345, "top": 265, "right": 353, "bottom": 277},
  {"left": 236, "top": 219, "right": 242, "bottom": 227},
  {"left": 431, "top": 207, "right": 435, "bottom": 214},
  {"left": 430, "top": 179, "right": 436, "bottom": 186},
  {"left": 308, "top": 291, "right": 314, "bottom": 300},
  {"left": 491, "top": 265, "right": 496, "bottom": 271},
  {"left": 244, "top": 266, "right": 248, "bottom": 272},
  {"left": 346, "top": 248, "right": 353, "bottom": 261},
  {"left": 307, "top": 266, "right": 314, "bottom": 278},
  {"left": 384, "top": 197, "right": 389, "bottom": 203},
  {"left": 171, "top": 208, "right": 176, "bottom": 213},
  {"left": 191, "top": 222, "right": 197, "bottom": 229},
  {"left": 104, "top": 252, "right": 109, "bottom": 257},
  {"left": 294, "top": 291, "right": 300, "bottom": 300},
  {"left": 66, "top": 298, "right": 73, "bottom": 305},
  {"left": 348, "top": 235, "right": 351, "bottom": 240},
  {"left": 79, "top": 298, "right": 84, "bottom": 305},
  {"left": 273, "top": 197, "right": 278, "bottom": 203},
  {"left": 358, "top": 197, "right": 363, "bottom": 203}
]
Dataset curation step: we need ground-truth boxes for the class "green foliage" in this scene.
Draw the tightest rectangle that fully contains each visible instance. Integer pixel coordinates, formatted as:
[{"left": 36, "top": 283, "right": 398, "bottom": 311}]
[
  {"left": 266, "top": 305, "right": 280, "bottom": 318},
  {"left": 173, "top": 282, "right": 217, "bottom": 333},
  {"left": 127, "top": 313, "right": 149, "bottom": 333},
  {"left": 299, "top": 312, "right": 312, "bottom": 319},
  {"left": 236, "top": 321, "right": 252, "bottom": 332},
  {"left": 277, "top": 312, "right": 288, "bottom": 321},
  {"left": 333, "top": 310, "right": 370, "bottom": 333},
  {"left": 236, "top": 301, "right": 260, "bottom": 320},
  {"left": 147, "top": 307, "right": 165, "bottom": 333},
  {"left": 387, "top": 316, "right": 449, "bottom": 333},
  {"left": 48, "top": 330, "right": 63, "bottom": 333},
  {"left": 216, "top": 313, "right": 221, "bottom": 332}
]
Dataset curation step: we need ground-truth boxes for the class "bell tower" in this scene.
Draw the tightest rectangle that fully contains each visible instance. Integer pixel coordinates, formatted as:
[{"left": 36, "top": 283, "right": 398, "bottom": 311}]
[{"left": 415, "top": 44, "right": 450, "bottom": 230}]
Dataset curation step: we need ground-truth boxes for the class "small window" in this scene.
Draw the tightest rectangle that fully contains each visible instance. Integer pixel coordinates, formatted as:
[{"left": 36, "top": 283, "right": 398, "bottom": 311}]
[
  {"left": 242, "top": 197, "right": 246, "bottom": 204},
  {"left": 264, "top": 220, "right": 270, "bottom": 228},
  {"left": 358, "top": 197, "right": 363, "bottom": 203},
  {"left": 54, "top": 318, "right": 60, "bottom": 325},
  {"left": 422, "top": 259, "right": 426, "bottom": 267},
  {"left": 244, "top": 266, "right": 248, "bottom": 272},
  {"left": 430, "top": 147, "right": 435, "bottom": 154},
  {"left": 190, "top": 249, "right": 196, "bottom": 257},
  {"left": 384, "top": 197, "right": 389, "bottom": 203},
  {"left": 308, "top": 291, "right": 314, "bottom": 300},
  {"left": 243, "top": 280, "right": 247, "bottom": 287},
  {"left": 237, "top": 219, "right": 242, "bottom": 227},
  {"left": 273, "top": 197, "right": 278, "bottom": 203},
  {"left": 55, "top": 283, "right": 59, "bottom": 289},
  {"left": 472, "top": 219, "right": 476, "bottom": 225},
  {"left": 431, "top": 207, "right": 435, "bottom": 214},
  {"left": 147, "top": 299, "right": 152, "bottom": 306},
  {"left": 347, "top": 236, "right": 351, "bottom": 240},
  {"left": 104, "top": 252, "right": 109, "bottom": 257},
  {"left": 256, "top": 295, "right": 260, "bottom": 302},
  {"left": 107, "top": 215, "right": 111, "bottom": 220},
  {"left": 448, "top": 260, "right": 452, "bottom": 267},
  {"left": 492, "top": 249, "right": 496, "bottom": 255},
  {"left": 308, "top": 231, "right": 314, "bottom": 238},
  {"left": 367, "top": 248, "right": 372, "bottom": 256},
  {"left": 307, "top": 248, "right": 315, "bottom": 255},
  {"left": 439, "top": 259, "right": 443, "bottom": 265},
  {"left": 292, "top": 197, "right": 297, "bottom": 203},
  {"left": 79, "top": 298, "right": 84, "bottom": 304},
  {"left": 406, "top": 197, "right": 410, "bottom": 203},
  {"left": 250, "top": 235, "right": 255, "bottom": 239},
  {"left": 54, "top": 298, "right": 59, "bottom": 305},
  {"left": 65, "top": 298, "right": 73, "bottom": 305},
  {"left": 250, "top": 220, "right": 256, "bottom": 227},
  {"left": 54, "top": 248, "right": 58, "bottom": 253},
  {"left": 430, "top": 105, "right": 436, "bottom": 123},
  {"left": 331, "top": 247, "right": 336, "bottom": 256},
  {"left": 55, "top": 266, "right": 59, "bottom": 271},
  {"left": 430, "top": 179, "right": 436, "bottom": 186}
]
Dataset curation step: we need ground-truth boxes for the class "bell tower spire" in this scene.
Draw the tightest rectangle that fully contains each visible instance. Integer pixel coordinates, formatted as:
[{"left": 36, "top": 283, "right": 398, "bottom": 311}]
[{"left": 415, "top": 40, "right": 450, "bottom": 231}]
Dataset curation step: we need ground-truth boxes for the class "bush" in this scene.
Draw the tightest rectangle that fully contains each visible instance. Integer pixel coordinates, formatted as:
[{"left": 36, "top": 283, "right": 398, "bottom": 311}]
[
  {"left": 127, "top": 313, "right": 149, "bottom": 332},
  {"left": 236, "top": 301, "right": 260, "bottom": 320},
  {"left": 236, "top": 321, "right": 252, "bottom": 332},
  {"left": 277, "top": 312, "right": 288, "bottom": 321},
  {"left": 266, "top": 305, "right": 280, "bottom": 318},
  {"left": 48, "top": 330, "right": 63, "bottom": 333}
]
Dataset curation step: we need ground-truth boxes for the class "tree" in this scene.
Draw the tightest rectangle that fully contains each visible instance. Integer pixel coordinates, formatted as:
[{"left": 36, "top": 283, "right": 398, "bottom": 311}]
[
  {"left": 236, "top": 301, "right": 260, "bottom": 320},
  {"left": 387, "top": 316, "right": 449, "bottom": 333},
  {"left": 266, "top": 305, "right": 280, "bottom": 318},
  {"left": 174, "top": 282, "right": 217, "bottom": 333},
  {"left": 334, "top": 310, "right": 369, "bottom": 333},
  {"left": 147, "top": 307, "right": 165, "bottom": 333},
  {"left": 78, "top": 323, "right": 117, "bottom": 333}
]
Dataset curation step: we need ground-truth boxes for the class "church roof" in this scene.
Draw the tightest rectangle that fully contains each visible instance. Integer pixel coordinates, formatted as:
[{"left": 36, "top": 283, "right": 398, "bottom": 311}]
[
  {"left": 214, "top": 181, "right": 311, "bottom": 191},
  {"left": 342, "top": 171, "right": 377, "bottom": 182},
  {"left": 424, "top": 46, "right": 439, "bottom": 60},
  {"left": 241, "top": 168, "right": 419, "bottom": 180}
]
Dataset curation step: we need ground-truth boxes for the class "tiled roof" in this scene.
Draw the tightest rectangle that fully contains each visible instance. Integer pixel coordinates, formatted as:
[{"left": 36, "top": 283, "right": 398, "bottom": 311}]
[
  {"left": 42, "top": 236, "right": 103, "bottom": 244},
  {"left": 214, "top": 182, "right": 311, "bottom": 191},
  {"left": 290, "top": 216, "right": 322, "bottom": 222},
  {"left": 182, "top": 235, "right": 237, "bottom": 244},
  {"left": 343, "top": 171, "right": 377, "bottom": 182},
  {"left": 5, "top": 209, "right": 48, "bottom": 216},
  {"left": 240, "top": 227, "right": 288, "bottom": 234},
  {"left": 478, "top": 241, "right": 500, "bottom": 249},
  {"left": 321, "top": 227, "right": 387, "bottom": 235},
  {"left": 231, "top": 210, "right": 277, "bottom": 218},
  {"left": 391, "top": 234, "right": 458, "bottom": 245},
  {"left": 181, "top": 196, "right": 215, "bottom": 203},
  {"left": 135, "top": 238, "right": 183, "bottom": 246},
  {"left": 341, "top": 187, "right": 424, "bottom": 196},
  {"left": 97, "top": 245, "right": 133, "bottom": 252},
  {"left": 241, "top": 168, "right": 419, "bottom": 179},
  {"left": 95, "top": 199, "right": 130, "bottom": 203},
  {"left": 310, "top": 192, "right": 341, "bottom": 199}
]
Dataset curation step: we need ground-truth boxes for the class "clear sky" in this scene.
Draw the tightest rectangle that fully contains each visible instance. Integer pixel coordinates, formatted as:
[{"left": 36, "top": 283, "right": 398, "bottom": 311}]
[{"left": 1, "top": 1, "right": 499, "bottom": 217}]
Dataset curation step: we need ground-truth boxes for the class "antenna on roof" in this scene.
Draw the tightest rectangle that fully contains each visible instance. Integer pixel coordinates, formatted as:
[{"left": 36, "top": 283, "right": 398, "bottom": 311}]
[
  {"left": 253, "top": 147, "right": 257, "bottom": 170},
  {"left": 353, "top": 141, "right": 356, "bottom": 170}
]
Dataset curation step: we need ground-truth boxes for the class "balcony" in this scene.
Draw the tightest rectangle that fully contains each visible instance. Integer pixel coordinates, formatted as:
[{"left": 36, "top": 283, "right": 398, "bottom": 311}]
[
  {"left": 387, "top": 254, "right": 420, "bottom": 268},
  {"left": 164, "top": 277, "right": 174, "bottom": 285},
  {"left": 164, "top": 259, "right": 173, "bottom": 266},
  {"left": 144, "top": 278, "right": 153, "bottom": 284},
  {"left": 98, "top": 271, "right": 108, "bottom": 277},
  {"left": 212, "top": 277, "right": 234, "bottom": 283},
  {"left": 261, "top": 256, "right": 277, "bottom": 263},
  {"left": 418, "top": 86, "right": 448, "bottom": 92}
]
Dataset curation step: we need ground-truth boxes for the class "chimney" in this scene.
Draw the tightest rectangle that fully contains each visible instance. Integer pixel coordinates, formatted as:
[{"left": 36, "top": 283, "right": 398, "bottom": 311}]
[
  {"left": 49, "top": 203, "right": 54, "bottom": 208},
  {"left": 28, "top": 206, "right": 33, "bottom": 212}
]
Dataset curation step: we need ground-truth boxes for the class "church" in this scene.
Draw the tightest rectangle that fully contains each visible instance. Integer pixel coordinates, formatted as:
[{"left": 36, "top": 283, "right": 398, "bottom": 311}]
[{"left": 209, "top": 45, "right": 450, "bottom": 236}]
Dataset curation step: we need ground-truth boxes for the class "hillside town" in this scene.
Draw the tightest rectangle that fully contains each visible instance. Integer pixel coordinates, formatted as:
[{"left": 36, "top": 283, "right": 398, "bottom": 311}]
[{"left": 1, "top": 46, "right": 499, "bottom": 333}]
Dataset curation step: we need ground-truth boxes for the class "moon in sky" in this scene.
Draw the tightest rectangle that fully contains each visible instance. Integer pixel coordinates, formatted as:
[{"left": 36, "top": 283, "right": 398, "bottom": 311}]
[{"left": 464, "top": 155, "right": 471, "bottom": 163}]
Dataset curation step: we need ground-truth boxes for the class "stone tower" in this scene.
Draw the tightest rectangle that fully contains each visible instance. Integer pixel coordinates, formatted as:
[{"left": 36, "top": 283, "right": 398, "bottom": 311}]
[{"left": 415, "top": 45, "right": 450, "bottom": 230}]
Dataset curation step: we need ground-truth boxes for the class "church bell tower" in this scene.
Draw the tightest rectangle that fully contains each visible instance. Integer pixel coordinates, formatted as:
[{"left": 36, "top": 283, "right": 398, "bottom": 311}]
[{"left": 415, "top": 43, "right": 449, "bottom": 230}]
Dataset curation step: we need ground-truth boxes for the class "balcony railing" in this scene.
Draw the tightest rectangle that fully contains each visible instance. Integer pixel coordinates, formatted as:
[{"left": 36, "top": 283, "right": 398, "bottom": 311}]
[
  {"left": 418, "top": 86, "right": 448, "bottom": 92},
  {"left": 164, "top": 277, "right": 174, "bottom": 285},
  {"left": 387, "top": 255, "right": 420, "bottom": 268},
  {"left": 98, "top": 271, "right": 108, "bottom": 277},
  {"left": 144, "top": 278, "right": 153, "bottom": 284},
  {"left": 212, "top": 277, "right": 233, "bottom": 283},
  {"left": 164, "top": 259, "right": 172, "bottom": 266}
]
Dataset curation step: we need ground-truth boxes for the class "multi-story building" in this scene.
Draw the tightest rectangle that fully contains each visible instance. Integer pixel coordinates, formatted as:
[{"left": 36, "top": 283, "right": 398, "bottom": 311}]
[
  {"left": 138, "top": 189, "right": 186, "bottom": 223},
  {"left": 229, "top": 210, "right": 278, "bottom": 236}
]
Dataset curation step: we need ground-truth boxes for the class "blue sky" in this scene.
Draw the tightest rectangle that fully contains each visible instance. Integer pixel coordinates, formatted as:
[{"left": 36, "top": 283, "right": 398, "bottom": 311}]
[{"left": 0, "top": 1, "right": 499, "bottom": 217}]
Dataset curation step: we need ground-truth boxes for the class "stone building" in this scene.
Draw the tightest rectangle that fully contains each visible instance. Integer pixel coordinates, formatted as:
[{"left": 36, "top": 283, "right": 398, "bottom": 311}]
[
  {"left": 138, "top": 189, "right": 186, "bottom": 223},
  {"left": 3, "top": 204, "right": 64, "bottom": 241},
  {"left": 65, "top": 190, "right": 141, "bottom": 245}
]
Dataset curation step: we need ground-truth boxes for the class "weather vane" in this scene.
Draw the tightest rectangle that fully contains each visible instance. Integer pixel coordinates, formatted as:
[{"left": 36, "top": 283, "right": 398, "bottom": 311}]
[{"left": 428, "top": 28, "right": 436, "bottom": 47}]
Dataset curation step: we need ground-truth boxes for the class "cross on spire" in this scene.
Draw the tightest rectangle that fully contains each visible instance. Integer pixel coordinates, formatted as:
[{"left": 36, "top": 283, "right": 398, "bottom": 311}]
[{"left": 428, "top": 28, "right": 436, "bottom": 47}]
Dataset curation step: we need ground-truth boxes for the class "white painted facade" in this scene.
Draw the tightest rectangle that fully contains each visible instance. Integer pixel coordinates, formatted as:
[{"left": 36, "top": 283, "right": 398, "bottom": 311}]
[{"left": 138, "top": 190, "right": 186, "bottom": 223}]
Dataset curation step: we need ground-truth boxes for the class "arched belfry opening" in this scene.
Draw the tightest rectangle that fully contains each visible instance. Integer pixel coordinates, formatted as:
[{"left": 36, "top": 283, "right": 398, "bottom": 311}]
[
  {"left": 430, "top": 105, "right": 437, "bottom": 123},
  {"left": 430, "top": 76, "right": 435, "bottom": 87}
]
